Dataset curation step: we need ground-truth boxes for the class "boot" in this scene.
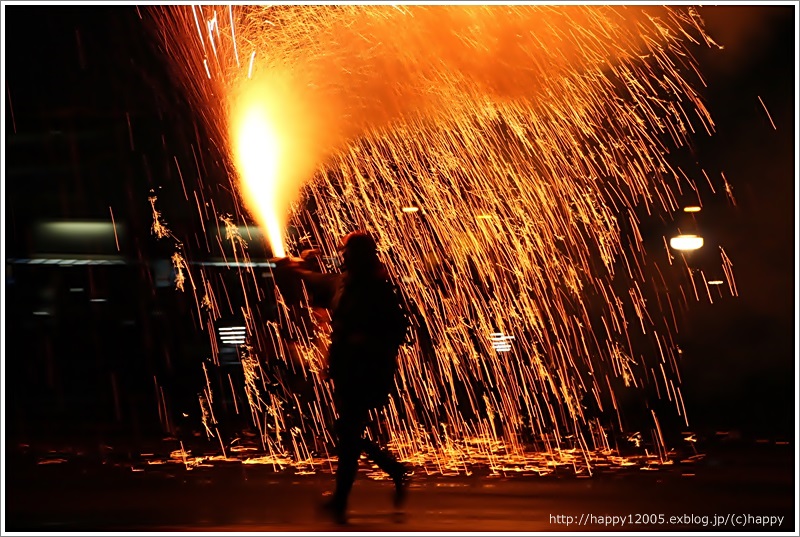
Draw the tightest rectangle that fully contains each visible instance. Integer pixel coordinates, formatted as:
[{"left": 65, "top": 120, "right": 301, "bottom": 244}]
[
  {"left": 393, "top": 467, "right": 412, "bottom": 509},
  {"left": 319, "top": 497, "right": 348, "bottom": 525}
]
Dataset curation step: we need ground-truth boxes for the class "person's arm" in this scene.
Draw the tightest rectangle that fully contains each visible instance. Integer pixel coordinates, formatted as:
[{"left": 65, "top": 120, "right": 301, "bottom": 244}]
[
  {"left": 273, "top": 258, "right": 336, "bottom": 308},
  {"left": 293, "top": 268, "right": 337, "bottom": 308}
]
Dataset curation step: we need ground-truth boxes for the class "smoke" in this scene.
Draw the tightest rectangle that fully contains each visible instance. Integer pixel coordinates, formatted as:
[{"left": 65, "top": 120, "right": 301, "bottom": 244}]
[
  {"left": 155, "top": 5, "right": 710, "bottom": 173},
  {"left": 237, "top": 6, "right": 703, "bottom": 150}
]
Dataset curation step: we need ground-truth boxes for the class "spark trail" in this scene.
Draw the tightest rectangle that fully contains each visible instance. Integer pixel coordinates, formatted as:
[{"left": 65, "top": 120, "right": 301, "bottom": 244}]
[{"left": 149, "top": 5, "right": 734, "bottom": 473}]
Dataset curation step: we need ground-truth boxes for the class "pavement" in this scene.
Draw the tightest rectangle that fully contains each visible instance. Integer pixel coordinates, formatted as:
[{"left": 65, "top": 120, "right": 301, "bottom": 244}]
[{"left": 4, "top": 438, "right": 797, "bottom": 533}]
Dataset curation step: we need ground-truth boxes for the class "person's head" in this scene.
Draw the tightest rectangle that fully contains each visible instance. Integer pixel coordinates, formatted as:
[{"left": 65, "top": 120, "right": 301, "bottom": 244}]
[{"left": 338, "top": 231, "right": 379, "bottom": 274}]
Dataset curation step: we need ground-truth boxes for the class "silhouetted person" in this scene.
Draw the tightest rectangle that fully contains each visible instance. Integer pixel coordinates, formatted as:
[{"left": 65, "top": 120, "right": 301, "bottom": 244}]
[{"left": 275, "top": 231, "right": 411, "bottom": 524}]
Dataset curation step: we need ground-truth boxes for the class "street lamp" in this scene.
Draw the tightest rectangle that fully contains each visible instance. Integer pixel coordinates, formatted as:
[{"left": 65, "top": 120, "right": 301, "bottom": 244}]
[{"left": 669, "top": 234, "right": 704, "bottom": 251}]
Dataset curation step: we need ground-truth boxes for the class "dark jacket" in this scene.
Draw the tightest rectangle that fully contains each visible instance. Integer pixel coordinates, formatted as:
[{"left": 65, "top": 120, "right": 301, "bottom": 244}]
[{"left": 294, "top": 262, "right": 408, "bottom": 404}]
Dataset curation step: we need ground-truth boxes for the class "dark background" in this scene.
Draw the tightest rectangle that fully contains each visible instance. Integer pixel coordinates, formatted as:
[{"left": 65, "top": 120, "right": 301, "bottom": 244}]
[{"left": 2, "top": 5, "right": 796, "bottom": 455}]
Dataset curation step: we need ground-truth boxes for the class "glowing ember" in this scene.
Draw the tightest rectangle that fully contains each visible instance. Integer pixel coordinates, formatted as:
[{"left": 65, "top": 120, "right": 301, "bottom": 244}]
[{"left": 148, "top": 5, "right": 736, "bottom": 474}]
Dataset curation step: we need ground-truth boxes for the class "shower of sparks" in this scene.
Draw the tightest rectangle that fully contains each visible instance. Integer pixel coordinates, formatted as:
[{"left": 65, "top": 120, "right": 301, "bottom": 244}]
[{"left": 148, "top": 5, "right": 736, "bottom": 474}]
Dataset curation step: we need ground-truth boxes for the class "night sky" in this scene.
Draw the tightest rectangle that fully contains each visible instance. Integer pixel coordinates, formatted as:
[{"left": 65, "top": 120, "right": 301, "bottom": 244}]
[{"left": 2, "top": 4, "right": 797, "bottom": 444}]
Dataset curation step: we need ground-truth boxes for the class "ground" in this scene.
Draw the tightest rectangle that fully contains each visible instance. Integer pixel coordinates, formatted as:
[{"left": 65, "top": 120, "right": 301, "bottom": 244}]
[{"left": 4, "top": 437, "right": 795, "bottom": 533}]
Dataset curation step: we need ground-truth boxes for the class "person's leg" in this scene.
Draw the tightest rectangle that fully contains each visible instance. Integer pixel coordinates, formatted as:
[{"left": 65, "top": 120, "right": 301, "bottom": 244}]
[
  {"left": 361, "top": 436, "right": 405, "bottom": 477},
  {"left": 361, "top": 435, "right": 411, "bottom": 508},
  {"left": 327, "top": 395, "right": 369, "bottom": 519}
]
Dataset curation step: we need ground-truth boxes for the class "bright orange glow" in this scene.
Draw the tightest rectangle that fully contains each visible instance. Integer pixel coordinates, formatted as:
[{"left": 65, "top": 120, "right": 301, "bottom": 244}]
[
  {"left": 401, "top": 206, "right": 420, "bottom": 213},
  {"left": 228, "top": 72, "right": 333, "bottom": 258},
  {"left": 683, "top": 206, "right": 702, "bottom": 213},
  {"left": 231, "top": 89, "right": 285, "bottom": 256}
]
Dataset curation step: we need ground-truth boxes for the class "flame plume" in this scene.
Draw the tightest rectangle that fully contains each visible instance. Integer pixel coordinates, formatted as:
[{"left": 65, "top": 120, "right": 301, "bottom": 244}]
[{"left": 150, "top": 5, "right": 732, "bottom": 473}]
